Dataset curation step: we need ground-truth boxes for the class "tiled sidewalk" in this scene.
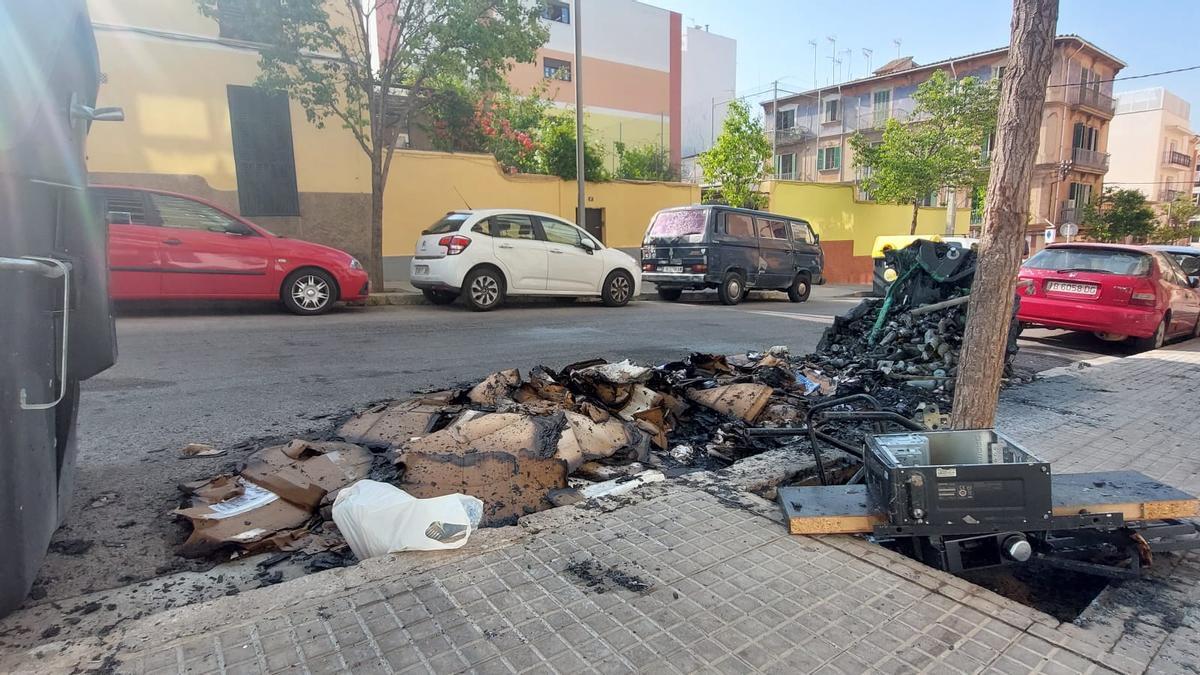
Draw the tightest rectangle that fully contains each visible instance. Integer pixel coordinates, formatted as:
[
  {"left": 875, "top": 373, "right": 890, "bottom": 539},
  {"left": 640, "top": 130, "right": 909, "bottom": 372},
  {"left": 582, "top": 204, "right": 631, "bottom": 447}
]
[{"left": 17, "top": 341, "right": 1200, "bottom": 674}]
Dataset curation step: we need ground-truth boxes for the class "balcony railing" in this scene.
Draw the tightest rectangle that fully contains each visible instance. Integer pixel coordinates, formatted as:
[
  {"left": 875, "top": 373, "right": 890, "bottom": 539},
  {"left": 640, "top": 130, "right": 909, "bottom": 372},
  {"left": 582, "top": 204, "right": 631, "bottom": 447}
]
[
  {"left": 1160, "top": 189, "right": 1184, "bottom": 203},
  {"left": 1071, "top": 146, "right": 1110, "bottom": 173},
  {"left": 856, "top": 107, "right": 920, "bottom": 131},
  {"left": 1165, "top": 150, "right": 1193, "bottom": 168},
  {"left": 1059, "top": 201, "right": 1085, "bottom": 225},
  {"left": 1045, "top": 85, "right": 1116, "bottom": 116},
  {"left": 775, "top": 171, "right": 798, "bottom": 181},
  {"left": 770, "top": 126, "right": 814, "bottom": 144}
]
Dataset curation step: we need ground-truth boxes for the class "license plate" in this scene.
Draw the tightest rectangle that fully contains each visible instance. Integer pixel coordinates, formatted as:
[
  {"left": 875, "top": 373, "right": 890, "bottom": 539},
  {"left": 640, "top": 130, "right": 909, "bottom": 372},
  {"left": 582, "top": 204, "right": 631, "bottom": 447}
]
[
  {"left": 660, "top": 266, "right": 684, "bottom": 274},
  {"left": 1046, "top": 281, "right": 1097, "bottom": 295},
  {"left": 414, "top": 265, "right": 430, "bottom": 275}
]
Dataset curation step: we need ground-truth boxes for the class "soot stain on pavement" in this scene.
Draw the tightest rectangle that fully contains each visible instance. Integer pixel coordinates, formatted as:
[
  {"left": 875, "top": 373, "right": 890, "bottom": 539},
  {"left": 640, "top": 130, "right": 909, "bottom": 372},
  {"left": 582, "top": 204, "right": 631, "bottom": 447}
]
[{"left": 564, "top": 559, "right": 651, "bottom": 594}]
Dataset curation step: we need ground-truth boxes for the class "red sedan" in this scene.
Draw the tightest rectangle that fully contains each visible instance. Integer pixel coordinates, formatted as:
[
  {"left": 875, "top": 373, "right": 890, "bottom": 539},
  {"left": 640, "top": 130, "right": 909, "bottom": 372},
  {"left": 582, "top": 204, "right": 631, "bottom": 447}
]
[
  {"left": 94, "top": 186, "right": 369, "bottom": 315},
  {"left": 1018, "top": 243, "right": 1200, "bottom": 350}
]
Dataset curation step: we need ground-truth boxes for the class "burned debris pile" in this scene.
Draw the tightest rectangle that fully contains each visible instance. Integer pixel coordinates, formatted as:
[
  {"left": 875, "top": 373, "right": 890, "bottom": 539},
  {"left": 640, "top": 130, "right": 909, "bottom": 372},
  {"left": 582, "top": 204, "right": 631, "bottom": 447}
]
[{"left": 171, "top": 240, "right": 1018, "bottom": 565}]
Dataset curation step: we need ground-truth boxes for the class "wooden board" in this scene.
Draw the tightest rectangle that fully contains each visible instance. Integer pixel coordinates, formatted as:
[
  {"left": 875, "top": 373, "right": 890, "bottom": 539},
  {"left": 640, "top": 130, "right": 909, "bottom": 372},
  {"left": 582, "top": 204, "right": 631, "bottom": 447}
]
[{"left": 779, "top": 471, "right": 1199, "bottom": 535}]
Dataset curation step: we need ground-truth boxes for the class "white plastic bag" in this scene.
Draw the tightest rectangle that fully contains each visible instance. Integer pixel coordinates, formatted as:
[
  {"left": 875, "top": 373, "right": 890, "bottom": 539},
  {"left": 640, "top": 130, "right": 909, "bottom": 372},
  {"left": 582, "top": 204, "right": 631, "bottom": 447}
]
[{"left": 332, "top": 480, "right": 483, "bottom": 560}]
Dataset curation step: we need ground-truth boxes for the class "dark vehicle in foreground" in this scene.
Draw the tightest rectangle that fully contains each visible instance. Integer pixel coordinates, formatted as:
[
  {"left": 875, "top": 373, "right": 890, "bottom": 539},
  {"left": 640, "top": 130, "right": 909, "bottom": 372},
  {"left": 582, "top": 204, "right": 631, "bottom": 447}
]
[
  {"left": 640, "top": 205, "right": 824, "bottom": 305},
  {"left": 93, "top": 185, "right": 370, "bottom": 315},
  {"left": 1017, "top": 243, "right": 1200, "bottom": 351},
  {"left": 1, "top": 0, "right": 119, "bottom": 616}
]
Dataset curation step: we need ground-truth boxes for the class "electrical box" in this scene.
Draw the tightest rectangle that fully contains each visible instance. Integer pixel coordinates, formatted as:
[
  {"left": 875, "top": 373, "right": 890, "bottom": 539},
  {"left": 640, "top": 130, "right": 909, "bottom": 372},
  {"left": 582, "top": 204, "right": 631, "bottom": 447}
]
[{"left": 865, "top": 429, "right": 1052, "bottom": 536}]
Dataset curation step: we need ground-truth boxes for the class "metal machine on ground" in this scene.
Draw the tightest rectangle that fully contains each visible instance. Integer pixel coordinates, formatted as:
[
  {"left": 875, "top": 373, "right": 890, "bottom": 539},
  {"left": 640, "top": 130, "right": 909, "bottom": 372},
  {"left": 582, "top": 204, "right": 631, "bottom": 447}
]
[{"left": 772, "top": 397, "right": 1200, "bottom": 579}]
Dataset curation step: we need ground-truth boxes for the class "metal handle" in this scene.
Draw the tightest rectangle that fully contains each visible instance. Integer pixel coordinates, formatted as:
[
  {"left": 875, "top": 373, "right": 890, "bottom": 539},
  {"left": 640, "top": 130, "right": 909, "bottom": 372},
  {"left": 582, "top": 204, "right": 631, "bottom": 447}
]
[
  {"left": 497, "top": 244, "right": 513, "bottom": 249},
  {"left": 0, "top": 256, "right": 72, "bottom": 410},
  {"left": 549, "top": 249, "right": 565, "bottom": 255},
  {"left": 163, "top": 238, "right": 182, "bottom": 245}
]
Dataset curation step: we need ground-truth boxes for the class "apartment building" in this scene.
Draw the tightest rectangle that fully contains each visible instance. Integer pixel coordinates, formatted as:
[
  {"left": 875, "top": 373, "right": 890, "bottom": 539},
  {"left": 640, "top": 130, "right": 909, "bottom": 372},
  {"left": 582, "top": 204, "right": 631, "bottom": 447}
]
[
  {"left": 503, "top": 0, "right": 736, "bottom": 174},
  {"left": 1106, "top": 88, "right": 1199, "bottom": 211},
  {"left": 762, "top": 36, "right": 1125, "bottom": 251}
]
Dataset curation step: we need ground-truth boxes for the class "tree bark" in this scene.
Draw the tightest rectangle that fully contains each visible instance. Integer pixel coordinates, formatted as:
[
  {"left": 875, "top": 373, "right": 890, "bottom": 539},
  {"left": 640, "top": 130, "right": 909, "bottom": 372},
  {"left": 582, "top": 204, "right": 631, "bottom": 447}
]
[
  {"left": 951, "top": 0, "right": 1058, "bottom": 429},
  {"left": 909, "top": 201, "right": 920, "bottom": 235},
  {"left": 367, "top": 158, "right": 386, "bottom": 291}
]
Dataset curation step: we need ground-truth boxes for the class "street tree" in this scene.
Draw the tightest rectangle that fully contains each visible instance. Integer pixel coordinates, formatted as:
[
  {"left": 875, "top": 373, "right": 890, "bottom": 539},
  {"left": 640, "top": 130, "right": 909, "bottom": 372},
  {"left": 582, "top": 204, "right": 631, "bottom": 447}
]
[
  {"left": 614, "top": 142, "right": 675, "bottom": 181},
  {"left": 851, "top": 70, "right": 999, "bottom": 235},
  {"left": 698, "top": 100, "right": 771, "bottom": 209},
  {"left": 1150, "top": 194, "right": 1200, "bottom": 243},
  {"left": 195, "top": 0, "right": 547, "bottom": 288},
  {"left": 951, "top": 0, "right": 1059, "bottom": 430},
  {"left": 1081, "top": 188, "right": 1157, "bottom": 242},
  {"left": 537, "top": 115, "right": 607, "bottom": 181}
]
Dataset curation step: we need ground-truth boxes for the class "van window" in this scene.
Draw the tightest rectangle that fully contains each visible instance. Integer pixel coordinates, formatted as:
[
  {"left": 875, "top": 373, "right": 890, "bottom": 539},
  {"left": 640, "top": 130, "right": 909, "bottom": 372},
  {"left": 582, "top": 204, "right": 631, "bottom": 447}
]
[
  {"left": 757, "top": 218, "right": 788, "bottom": 240},
  {"left": 790, "top": 221, "right": 815, "bottom": 244},
  {"left": 647, "top": 209, "right": 707, "bottom": 238},
  {"left": 724, "top": 213, "right": 755, "bottom": 238}
]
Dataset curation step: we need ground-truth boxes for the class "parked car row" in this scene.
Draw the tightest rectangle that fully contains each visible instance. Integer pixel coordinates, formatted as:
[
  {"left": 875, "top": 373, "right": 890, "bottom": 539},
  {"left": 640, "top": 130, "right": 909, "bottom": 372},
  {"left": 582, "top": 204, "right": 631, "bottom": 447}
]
[{"left": 1017, "top": 243, "right": 1200, "bottom": 350}]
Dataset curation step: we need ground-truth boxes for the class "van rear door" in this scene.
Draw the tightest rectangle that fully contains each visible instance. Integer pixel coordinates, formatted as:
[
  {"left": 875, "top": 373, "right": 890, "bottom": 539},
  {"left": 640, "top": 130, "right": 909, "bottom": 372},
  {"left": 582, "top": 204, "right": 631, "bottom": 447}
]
[{"left": 754, "top": 216, "right": 793, "bottom": 288}]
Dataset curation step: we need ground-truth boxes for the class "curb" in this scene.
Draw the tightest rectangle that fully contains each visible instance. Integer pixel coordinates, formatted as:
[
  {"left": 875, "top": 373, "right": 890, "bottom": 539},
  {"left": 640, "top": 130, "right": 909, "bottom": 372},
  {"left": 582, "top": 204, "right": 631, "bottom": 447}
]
[{"left": 365, "top": 293, "right": 658, "bottom": 307}]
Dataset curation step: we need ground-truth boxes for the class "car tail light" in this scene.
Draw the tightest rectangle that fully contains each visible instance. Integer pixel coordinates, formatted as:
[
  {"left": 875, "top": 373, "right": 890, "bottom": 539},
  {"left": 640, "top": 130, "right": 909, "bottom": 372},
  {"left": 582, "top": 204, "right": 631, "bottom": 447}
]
[
  {"left": 642, "top": 263, "right": 656, "bottom": 272},
  {"left": 690, "top": 263, "right": 708, "bottom": 273},
  {"left": 438, "top": 234, "right": 471, "bottom": 255},
  {"left": 1130, "top": 279, "right": 1157, "bottom": 306}
]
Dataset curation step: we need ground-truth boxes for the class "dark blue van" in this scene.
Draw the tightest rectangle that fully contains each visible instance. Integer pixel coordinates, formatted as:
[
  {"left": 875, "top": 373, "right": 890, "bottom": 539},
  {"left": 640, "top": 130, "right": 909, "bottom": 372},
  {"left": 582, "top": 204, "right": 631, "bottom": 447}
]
[{"left": 640, "top": 205, "right": 824, "bottom": 304}]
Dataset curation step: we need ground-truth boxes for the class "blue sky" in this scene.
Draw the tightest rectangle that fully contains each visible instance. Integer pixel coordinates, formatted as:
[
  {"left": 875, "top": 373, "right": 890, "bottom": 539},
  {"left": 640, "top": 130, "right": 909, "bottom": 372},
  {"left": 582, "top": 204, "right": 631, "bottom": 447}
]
[{"left": 651, "top": 0, "right": 1200, "bottom": 127}]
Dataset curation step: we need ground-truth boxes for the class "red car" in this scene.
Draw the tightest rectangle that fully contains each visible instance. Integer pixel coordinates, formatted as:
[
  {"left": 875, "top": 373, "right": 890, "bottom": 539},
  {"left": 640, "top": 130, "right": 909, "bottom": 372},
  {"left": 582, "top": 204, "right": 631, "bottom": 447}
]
[
  {"left": 93, "top": 186, "right": 369, "bottom": 315},
  {"left": 1018, "top": 243, "right": 1200, "bottom": 350}
]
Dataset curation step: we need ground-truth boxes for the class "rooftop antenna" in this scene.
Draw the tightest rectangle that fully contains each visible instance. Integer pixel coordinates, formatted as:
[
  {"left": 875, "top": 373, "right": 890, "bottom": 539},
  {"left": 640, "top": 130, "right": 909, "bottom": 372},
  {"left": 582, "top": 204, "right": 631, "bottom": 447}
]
[
  {"left": 862, "top": 48, "right": 873, "bottom": 76},
  {"left": 893, "top": 38, "right": 902, "bottom": 58},
  {"left": 808, "top": 39, "right": 819, "bottom": 89},
  {"left": 826, "top": 35, "right": 837, "bottom": 84}
]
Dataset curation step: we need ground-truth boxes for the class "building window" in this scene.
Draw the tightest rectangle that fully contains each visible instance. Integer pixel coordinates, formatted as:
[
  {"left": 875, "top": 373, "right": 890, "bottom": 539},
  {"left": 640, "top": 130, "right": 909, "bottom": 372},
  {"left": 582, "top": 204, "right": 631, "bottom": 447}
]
[
  {"left": 775, "top": 109, "right": 795, "bottom": 130},
  {"left": 775, "top": 153, "right": 796, "bottom": 179},
  {"left": 872, "top": 89, "right": 891, "bottom": 125},
  {"left": 981, "top": 131, "right": 996, "bottom": 159},
  {"left": 1067, "top": 182, "right": 1093, "bottom": 206},
  {"left": 227, "top": 85, "right": 300, "bottom": 217},
  {"left": 1072, "top": 122, "right": 1098, "bottom": 151},
  {"left": 823, "top": 99, "right": 839, "bottom": 123},
  {"left": 543, "top": 57, "right": 572, "bottom": 81},
  {"left": 817, "top": 146, "right": 841, "bottom": 172},
  {"left": 216, "top": 0, "right": 280, "bottom": 43},
  {"left": 992, "top": 65, "right": 1007, "bottom": 83},
  {"left": 542, "top": 1, "right": 570, "bottom": 24},
  {"left": 918, "top": 191, "right": 939, "bottom": 208}
]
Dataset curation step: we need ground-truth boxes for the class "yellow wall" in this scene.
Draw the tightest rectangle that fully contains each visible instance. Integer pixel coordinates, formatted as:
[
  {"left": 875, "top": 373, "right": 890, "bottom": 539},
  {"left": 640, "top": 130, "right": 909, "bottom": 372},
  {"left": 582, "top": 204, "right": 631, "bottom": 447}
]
[
  {"left": 383, "top": 150, "right": 699, "bottom": 256},
  {"left": 767, "top": 181, "right": 962, "bottom": 256},
  {"left": 88, "top": 28, "right": 368, "bottom": 194}
]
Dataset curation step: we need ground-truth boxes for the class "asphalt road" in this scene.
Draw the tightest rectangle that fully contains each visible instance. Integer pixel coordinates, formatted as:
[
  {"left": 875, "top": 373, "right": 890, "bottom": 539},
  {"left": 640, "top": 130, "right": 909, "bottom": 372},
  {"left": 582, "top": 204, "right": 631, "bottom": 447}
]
[{"left": 18, "top": 287, "right": 1127, "bottom": 618}]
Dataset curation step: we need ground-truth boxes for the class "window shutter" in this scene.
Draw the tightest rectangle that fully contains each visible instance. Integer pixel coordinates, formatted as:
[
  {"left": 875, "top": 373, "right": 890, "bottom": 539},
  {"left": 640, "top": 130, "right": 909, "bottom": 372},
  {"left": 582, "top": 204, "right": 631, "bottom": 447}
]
[
  {"left": 832, "top": 147, "right": 841, "bottom": 168},
  {"left": 817, "top": 148, "right": 825, "bottom": 170},
  {"left": 227, "top": 85, "right": 300, "bottom": 217}
]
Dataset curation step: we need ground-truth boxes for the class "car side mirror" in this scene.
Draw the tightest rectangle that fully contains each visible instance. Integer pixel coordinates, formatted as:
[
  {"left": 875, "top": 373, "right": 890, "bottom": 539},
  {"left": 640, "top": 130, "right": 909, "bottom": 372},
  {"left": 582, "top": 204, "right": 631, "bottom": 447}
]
[
  {"left": 813, "top": 233, "right": 820, "bottom": 243},
  {"left": 580, "top": 238, "right": 598, "bottom": 254},
  {"left": 1189, "top": 276, "right": 1199, "bottom": 289}
]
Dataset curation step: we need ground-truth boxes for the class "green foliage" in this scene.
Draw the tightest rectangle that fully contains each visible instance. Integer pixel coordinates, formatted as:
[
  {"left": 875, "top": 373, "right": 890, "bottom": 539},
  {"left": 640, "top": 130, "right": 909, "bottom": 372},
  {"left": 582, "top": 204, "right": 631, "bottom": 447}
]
[
  {"left": 536, "top": 114, "right": 606, "bottom": 181},
  {"left": 1150, "top": 194, "right": 1200, "bottom": 243},
  {"left": 850, "top": 70, "right": 999, "bottom": 234},
  {"left": 614, "top": 142, "right": 675, "bottom": 181},
  {"left": 698, "top": 100, "right": 771, "bottom": 209},
  {"left": 1081, "top": 188, "right": 1157, "bottom": 242}
]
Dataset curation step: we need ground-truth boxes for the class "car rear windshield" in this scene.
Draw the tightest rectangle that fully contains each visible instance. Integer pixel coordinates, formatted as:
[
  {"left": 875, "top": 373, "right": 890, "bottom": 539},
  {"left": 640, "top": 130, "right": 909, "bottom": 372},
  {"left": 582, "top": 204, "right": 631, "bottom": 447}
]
[
  {"left": 1023, "top": 247, "right": 1151, "bottom": 276},
  {"left": 646, "top": 209, "right": 708, "bottom": 240},
  {"left": 422, "top": 213, "right": 470, "bottom": 235}
]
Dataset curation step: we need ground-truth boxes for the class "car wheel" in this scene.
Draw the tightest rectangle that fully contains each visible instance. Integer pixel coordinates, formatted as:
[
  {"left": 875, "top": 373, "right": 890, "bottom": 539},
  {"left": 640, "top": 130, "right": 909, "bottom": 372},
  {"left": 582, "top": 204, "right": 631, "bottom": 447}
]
[
  {"left": 787, "top": 273, "right": 812, "bottom": 303},
  {"left": 463, "top": 267, "right": 505, "bottom": 311},
  {"left": 656, "top": 287, "right": 683, "bottom": 302},
  {"left": 282, "top": 269, "right": 337, "bottom": 315},
  {"left": 717, "top": 271, "right": 745, "bottom": 305},
  {"left": 601, "top": 271, "right": 634, "bottom": 307},
  {"left": 422, "top": 289, "right": 457, "bottom": 306},
  {"left": 1133, "top": 317, "right": 1168, "bottom": 352}
]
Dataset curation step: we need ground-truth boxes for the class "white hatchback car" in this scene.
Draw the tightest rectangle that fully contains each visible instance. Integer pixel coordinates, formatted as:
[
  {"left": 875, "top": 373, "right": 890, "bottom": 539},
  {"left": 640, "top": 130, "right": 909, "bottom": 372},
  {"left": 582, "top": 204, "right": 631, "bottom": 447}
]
[{"left": 410, "top": 209, "right": 641, "bottom": 311}]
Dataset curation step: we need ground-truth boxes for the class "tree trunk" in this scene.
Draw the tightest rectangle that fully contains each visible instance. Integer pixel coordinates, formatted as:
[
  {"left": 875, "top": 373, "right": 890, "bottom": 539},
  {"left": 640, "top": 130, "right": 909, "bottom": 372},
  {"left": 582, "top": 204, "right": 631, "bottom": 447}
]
[
  {"left": 367, "top": 160, "right": 386, "bottom": 291},
  {"left": 909, "top": 201, "right": 920, "bottom": 235},
  {"left": 951, "top": 0, "right": 1058, "bottom": 429}
]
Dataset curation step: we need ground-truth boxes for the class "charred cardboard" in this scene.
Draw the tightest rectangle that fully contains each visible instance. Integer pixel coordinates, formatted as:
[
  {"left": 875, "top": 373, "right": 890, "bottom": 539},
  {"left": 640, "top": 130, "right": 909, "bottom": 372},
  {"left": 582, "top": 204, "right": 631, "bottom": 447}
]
[
  {"left": 240, "top": 440, "right": 373, "bottom": 511},
  {"left": 468, "top": 369, "right": 522, "bottom": 406},
  {"left": 338, "top": 394, "right": 458, "bottom": 446},
  {"left": 686, "top": 383, "right": 773, "bottom": 422},
  {"left": 174, "top": 478, "right": 312, "bottom": 558}
]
